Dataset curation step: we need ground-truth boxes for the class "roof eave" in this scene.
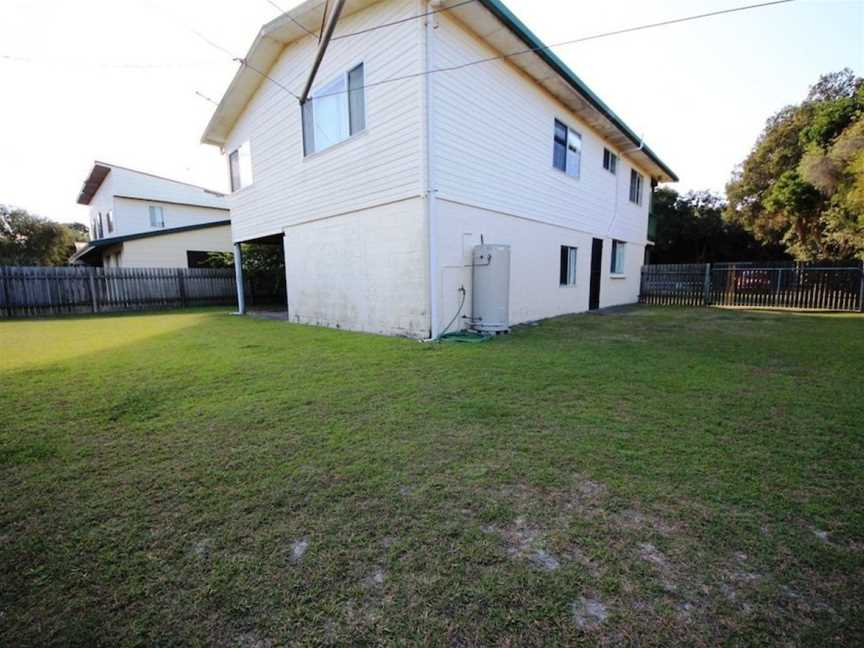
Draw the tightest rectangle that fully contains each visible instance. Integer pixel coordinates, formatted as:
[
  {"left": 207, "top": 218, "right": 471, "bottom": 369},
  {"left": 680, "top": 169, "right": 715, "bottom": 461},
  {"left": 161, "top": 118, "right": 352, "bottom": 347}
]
[{"left": 477, "top": 0, "right": 678, "bottom": 183}]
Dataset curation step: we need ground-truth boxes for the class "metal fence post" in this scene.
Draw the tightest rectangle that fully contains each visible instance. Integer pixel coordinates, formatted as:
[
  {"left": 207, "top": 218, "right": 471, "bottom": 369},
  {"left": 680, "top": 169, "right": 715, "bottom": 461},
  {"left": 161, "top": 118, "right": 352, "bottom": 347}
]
[
  {"left": 858, "top": 262, "right": 864, "bottom": 313},
  {"left": 703, "top": 263, "right": 712, "bottom": 306}
]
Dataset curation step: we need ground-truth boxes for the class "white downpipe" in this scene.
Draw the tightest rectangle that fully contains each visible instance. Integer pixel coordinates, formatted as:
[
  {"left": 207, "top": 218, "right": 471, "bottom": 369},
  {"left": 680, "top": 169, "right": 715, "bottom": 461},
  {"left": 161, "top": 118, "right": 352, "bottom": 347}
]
[
  {"left": 424, "top": 0, "right": 441, "bottom": 339},
  {"left": 233, "top": 242, "right": 246, "bottom": 315}
]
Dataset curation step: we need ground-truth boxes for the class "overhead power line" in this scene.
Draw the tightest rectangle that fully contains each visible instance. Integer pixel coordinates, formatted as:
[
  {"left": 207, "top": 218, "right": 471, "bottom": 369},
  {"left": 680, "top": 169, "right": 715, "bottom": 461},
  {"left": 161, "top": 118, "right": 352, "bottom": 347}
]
[
  {"left": 307, "top": 0, "right": 797, "bottom": 101},
  {"left": 265, "top": 0, "right": 321, "bottom": 38},
  {"left": 195, "top": 90, "right": 219, "bottom": 105},
  {"left": 0, "top": 54, "right": 222, "bottom": 69}
]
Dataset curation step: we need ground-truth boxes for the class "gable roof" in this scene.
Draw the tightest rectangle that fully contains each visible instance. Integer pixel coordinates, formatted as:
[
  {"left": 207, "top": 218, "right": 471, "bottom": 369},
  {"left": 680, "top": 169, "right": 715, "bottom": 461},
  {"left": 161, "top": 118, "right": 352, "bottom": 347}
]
[
  {"left": 70, "top": 220, "right": 232, "bottom": 264},
  {"left": 201, "top": 0, "right": 677, "bottom": 182},
  {"left": 77, "top": 161, "right": 228, "bottom": 208}
]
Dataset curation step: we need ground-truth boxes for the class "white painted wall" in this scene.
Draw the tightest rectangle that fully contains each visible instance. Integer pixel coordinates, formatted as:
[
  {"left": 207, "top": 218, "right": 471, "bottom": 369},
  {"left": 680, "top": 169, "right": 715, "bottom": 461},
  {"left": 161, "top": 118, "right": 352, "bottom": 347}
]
[
  {"left": 111, "top": 197, "right": 229, "bottom": 238},
  {"left": 217, "top": 0, "right": 658, "bottom": 337},
  {"left": 283, "top": 198, "right": 428, "bottom": 337},
  {"left": 87, "top": 172, "right": 115, "bottom": 239},
  {"left": 426, "top": 12, "right": 651, "bottom": 330},
  {"left": 435, "top": 200, "right": 645, "bottom": 331},
  {"left": 108, "top": 166, "right": 227, "bottom": 210},
  {"left": 223, "top": 0, "right": 426, "bottom": 243},
  {"left": 105, "top": 224, "right": 233, "bottom": 268},
  {"left": 431, "top": 12, "right": 653, "bottom": 246},
  {"left": 87, "top": 166, "right": 228, "bottom": 241}
]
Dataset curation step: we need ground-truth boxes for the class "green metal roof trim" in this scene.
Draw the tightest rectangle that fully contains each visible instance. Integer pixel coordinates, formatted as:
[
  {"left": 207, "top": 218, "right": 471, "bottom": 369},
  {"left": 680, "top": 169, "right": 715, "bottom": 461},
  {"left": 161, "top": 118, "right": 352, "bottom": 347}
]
[
  {"left": 71, "top": 220, "right": 231, "bottom": 263},
  {"left": 479, "top": 0, "right": 678, "bottom": 182}
]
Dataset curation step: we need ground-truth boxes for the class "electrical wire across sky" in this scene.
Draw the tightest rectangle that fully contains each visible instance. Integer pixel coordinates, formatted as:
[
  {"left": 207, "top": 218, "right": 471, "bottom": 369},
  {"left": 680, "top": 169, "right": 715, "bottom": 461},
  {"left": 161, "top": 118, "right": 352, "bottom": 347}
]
[{"left": 2, "top": 0, "right": 798, "bottom": 106}]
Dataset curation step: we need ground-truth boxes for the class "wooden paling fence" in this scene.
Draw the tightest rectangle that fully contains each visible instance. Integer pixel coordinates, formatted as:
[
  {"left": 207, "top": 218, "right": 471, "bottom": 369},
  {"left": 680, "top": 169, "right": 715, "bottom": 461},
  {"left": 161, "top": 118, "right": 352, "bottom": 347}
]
[
  {"left": 640, "top": 262, "right": 864, "bottom": 312},
  {"left": 0, "top": 266, "right": 237, "bottom": 318}
]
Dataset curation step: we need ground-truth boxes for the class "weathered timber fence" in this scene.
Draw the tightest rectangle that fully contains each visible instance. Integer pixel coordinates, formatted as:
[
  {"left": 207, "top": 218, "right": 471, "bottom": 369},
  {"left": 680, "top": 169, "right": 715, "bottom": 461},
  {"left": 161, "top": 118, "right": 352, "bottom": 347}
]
[
  {"left": 0, "top": 266, "right": 237, "bottom": 318},
  {"left": 640, "top": 262, "right": 864, "bottom": 312}
]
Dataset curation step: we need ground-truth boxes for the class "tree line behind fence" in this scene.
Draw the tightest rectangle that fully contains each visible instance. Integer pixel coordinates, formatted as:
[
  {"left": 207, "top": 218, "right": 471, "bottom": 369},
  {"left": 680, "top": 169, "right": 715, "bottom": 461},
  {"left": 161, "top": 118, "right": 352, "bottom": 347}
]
[
  {"left": 0, "top": 266, "right": 238, "bottom": 318},
  {"left": 640, "top": 262, "right": 864, "bottom": 312}
]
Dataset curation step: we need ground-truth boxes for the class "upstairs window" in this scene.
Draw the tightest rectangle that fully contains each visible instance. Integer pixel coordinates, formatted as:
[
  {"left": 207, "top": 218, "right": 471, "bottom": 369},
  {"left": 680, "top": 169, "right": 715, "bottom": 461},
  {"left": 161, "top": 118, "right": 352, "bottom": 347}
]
[
  {"left": 603, "top": 148, "right": 617, "bottom": 174},
  {"left": 149, "top": 206, "right": 165, "bottom": 228},
  {"left": 229, "top": 141, "right": 253, "bottom": 192},
  {"left": 302, "top": 62, "right": 366, "bottom": 156},
  {"left": 559, "top": 246, "right": 578, "bottom": 286},
  {"left": 106, "top": 210, "right": 114, "bottom": 234},
  {"left": 95, "top": 213, "right": 104, "bottom": 239},
  {"left": 611, "top": 240, "right": 626, "bottom": 274},
  {"left": 552, "top": 119, "right": 581, "bottom": 178},
  {"left": 629, "top": 169, "right": 644, "bottom": 205}
]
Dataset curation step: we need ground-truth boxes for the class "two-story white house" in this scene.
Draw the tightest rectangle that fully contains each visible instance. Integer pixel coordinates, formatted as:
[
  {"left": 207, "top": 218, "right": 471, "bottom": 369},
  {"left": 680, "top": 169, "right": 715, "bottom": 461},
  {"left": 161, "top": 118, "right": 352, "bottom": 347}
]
[
  {"left": 202, "top": 0, "right": 677, "bottom": 337},
  {"left": 71, "top": 162, "right": 234, "bottom": 269}
]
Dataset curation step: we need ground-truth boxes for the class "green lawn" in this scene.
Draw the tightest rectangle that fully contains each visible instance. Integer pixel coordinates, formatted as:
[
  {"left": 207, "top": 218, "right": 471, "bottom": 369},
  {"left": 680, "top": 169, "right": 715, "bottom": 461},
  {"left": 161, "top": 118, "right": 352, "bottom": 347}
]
[{"left": 1, "top": 307, "right": 863, "bottom": 646}]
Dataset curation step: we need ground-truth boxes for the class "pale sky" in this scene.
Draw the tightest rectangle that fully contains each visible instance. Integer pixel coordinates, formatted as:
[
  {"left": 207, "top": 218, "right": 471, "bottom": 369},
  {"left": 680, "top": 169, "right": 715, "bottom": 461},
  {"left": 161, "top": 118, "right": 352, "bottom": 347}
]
[{"left": 0, "top": 0, "right": 861, "bottom": 225}]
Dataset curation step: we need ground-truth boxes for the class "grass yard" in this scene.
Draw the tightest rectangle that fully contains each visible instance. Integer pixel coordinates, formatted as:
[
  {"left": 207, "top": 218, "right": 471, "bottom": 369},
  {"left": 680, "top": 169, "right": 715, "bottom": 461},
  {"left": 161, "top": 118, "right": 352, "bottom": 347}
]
[{"left": 1, "top": 306, "right": 863, "bottom": 646}]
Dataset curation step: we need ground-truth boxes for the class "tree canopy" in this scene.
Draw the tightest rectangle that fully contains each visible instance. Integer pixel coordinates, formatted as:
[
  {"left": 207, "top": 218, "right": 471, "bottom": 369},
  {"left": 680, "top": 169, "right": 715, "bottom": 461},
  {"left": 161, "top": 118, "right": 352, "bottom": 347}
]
[
  {"left": 726, "top": 69, "right": 864, "bottom": 261},
  {"left": 652, "top": 188, "right": 786, "bottom": 264},
  {"left": 0, "top": 205, "right": 83, "bottom": 266}
]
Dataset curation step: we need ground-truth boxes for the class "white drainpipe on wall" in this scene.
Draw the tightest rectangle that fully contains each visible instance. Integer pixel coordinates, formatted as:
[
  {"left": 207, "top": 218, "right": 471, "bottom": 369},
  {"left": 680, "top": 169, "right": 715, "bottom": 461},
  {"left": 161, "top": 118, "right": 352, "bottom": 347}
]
[
  {"left": 233, "top": 242, "right": 246, "bottom": 315},
  {"left": 424, "top": 0, "right": 441, "bottom": 339}
]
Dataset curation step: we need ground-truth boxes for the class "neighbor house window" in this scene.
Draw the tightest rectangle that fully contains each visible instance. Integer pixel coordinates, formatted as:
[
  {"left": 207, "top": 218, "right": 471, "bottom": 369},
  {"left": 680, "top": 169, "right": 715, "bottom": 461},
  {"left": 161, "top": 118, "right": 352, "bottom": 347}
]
[
  {"left": 629, "top": 169, "right": 643, "bottom": 205},
  {"left": 611, "top": 240, "right": 626, "bottom": 274},
  {"left": 552, "top": 119, "right": 581, "bottom": 178},
  {"left": 186, "top": 250, "right": 215, "bottom": 269},
  {"left": 302, "top": 62, "right": 366, "bottom": 156},
  {"left": 559, "top": 246, "right": 578, "bottom": 286},
  {"left": 149, "top": 206, "right": 165, "bottom": 228},
  {"left": 229, "top": 141, "right": 253, "bottom": 192},
  {"left": 106, "top": 210, "right": 114, "bottom": 234},
  {"left": 96, "top": 212, "right": 104, "bottom": 239},
  {"left": 603, "top": 148, "right": 617, "bottom": 174}
]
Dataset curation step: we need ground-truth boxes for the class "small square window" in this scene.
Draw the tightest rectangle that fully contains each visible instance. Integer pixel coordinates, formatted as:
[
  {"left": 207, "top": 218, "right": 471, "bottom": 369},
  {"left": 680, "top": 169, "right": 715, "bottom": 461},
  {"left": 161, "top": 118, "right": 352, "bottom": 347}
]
[
  {"left": 611, "top": 240, "right": 626, "bottom": 275},
  {"left": 149, "top": 205, "right": 165, "bottom": 228},
  {"left": 629, "top": 169, "right": 644, "bottom": 205},
  {"left": 603, "top": 148, "right": 617, "bottom": 174},
  {"left": 552, "top": 119, "right": 581, "bottom": 178},
  {"left": 229, "top": 141, "right": 253, "bottom": 192},
  {"left": 559, "top": 245, "right": 578, "bottom": 286}
]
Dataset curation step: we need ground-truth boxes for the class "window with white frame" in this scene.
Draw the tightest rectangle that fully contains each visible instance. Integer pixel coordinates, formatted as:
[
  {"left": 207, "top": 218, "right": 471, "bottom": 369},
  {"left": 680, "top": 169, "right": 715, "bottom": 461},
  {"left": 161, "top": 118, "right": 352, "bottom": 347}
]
[
  {"left": 106, "top": 210, "right": 114, "bottom": 234},
  {"left": 553, "top": 119, "right": 582, "bottom": 178},
  {"left": 603, "top": 148, "right": 617, "bottom": 174},
  {"left": 629, "top": 169, "right": 644, "bottom": 205},
  {"left": 611, "top": 240, "right": 626, "bottom": 274},
  {"left": 149, "top": 205, "right": 165, "bottom": 228},
  {"left": 96, "top": 212, "right": 104, "bottom": 239},
  {"left": 559, "top": 246, "right": 578, "bottom": 286},
  {"left": 229, "top": 141, "right": 253, "bottom": 192},
  {"left": 302, "top": 63, "right": 366, "bottom": 156}
]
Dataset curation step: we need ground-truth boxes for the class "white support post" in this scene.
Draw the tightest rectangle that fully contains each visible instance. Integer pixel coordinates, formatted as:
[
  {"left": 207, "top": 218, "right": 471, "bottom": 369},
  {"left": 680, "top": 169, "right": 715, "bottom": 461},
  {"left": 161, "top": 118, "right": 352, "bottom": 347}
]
[{"left": 233, "top": 242, "right": 246, "bottom": 315}]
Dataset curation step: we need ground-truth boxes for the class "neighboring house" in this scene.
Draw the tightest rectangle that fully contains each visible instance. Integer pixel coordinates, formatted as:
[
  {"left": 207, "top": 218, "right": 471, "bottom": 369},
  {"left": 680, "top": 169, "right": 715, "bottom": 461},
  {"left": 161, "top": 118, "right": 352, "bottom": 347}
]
[
  {"left": 71, "top": 162, "right": 233, "bottom": 268},
  {"left": 202, "top": 0, "right": 677, "bottom": 337}
]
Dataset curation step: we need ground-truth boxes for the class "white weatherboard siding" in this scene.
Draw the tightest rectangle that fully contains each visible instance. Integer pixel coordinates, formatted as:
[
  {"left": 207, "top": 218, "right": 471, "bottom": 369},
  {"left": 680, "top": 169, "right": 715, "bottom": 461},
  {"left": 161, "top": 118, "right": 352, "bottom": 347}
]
[
  {"left": 283, "top": 198, "right": 428, "bottom": 337},
  {"left": 88, "top": 173, "right": 114, "bottom": 238},
  {"left": 212, "top": 0, "right": 669, "bottom": 337},
  {"left": 431, "top": 13, "right": 651, "bottom": 244},
  {"left": 108, "top": 225, "right": 234, "bottom": 268},
  {"left": 112, "top": 198, "right": 229, "bottom": 237},
  {"left": 108, "top": 166, "right": 227, "bottom": 210},
  {"left": 427, "top": 12, "right": 651, "bottom": 330},
  {"left": 224, "top": 0, "right": 426, "bottom": 244}
]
